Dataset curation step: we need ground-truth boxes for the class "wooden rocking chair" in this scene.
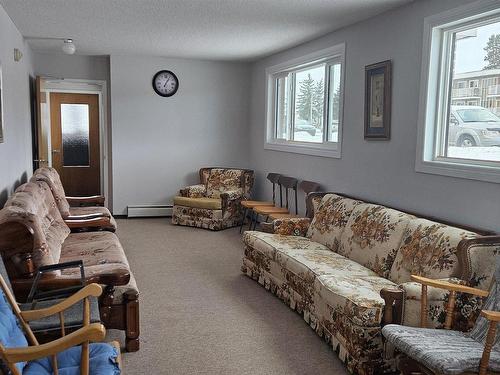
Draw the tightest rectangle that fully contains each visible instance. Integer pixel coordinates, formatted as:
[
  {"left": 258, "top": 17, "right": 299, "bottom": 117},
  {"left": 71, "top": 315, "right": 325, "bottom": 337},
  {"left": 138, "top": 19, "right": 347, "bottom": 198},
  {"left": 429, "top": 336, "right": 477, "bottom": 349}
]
[
  {"left": 0, "top": 273, "right": 122, "bottom": 375},
  {"left": 382, "top": 262, "right": 500, "bottom": 375}
]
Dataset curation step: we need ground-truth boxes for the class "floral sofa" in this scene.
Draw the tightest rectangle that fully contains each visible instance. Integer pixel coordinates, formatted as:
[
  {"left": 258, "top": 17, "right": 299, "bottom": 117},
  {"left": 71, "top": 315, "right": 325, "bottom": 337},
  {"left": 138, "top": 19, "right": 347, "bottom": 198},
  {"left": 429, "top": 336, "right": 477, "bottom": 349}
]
[
  {"left": 172, "top": 167, "right": 254, "bottom": 230},
  {"left": 241, "top": 192, "right": 499, "bottom": 375}
]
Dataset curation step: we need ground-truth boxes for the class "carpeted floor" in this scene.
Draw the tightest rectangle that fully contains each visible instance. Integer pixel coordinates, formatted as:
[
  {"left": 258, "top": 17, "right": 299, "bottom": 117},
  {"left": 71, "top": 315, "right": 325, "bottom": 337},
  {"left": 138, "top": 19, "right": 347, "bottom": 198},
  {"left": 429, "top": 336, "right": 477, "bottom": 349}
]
[{"left": 108, "top": 218, "right": 347, "bottom": 374}]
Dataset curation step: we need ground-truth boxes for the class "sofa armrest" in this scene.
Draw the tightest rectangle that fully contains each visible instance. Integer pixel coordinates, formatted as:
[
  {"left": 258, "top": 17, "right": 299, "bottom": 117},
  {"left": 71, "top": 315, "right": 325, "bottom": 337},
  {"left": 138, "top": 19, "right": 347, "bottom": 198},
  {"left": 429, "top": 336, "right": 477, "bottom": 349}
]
[
  {"left": 220, "top": 190, "right": 244, "bottom": 213},
  {"left": 180, "top": 184, "right": 206, "bottom": 198},
  {"left": 64, "top": 216, "right": 112, "bottom": 230},
  {"left": 66, "top": 195, "right": 105, "bottom": 207},
  {"left": 272, "top": 218, "right": 311, "bottom": 236}
]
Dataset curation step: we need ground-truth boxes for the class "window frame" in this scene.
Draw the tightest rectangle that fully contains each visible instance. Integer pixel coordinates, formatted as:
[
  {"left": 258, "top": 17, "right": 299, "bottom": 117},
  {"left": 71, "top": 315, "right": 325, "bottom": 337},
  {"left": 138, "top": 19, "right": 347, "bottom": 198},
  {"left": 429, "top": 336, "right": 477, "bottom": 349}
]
[
  {"left": 265, "top": 44, "right": 345, "bottom": 158},
  {"left": 416, "top": 1, "right": 500, "bottom": 183}
]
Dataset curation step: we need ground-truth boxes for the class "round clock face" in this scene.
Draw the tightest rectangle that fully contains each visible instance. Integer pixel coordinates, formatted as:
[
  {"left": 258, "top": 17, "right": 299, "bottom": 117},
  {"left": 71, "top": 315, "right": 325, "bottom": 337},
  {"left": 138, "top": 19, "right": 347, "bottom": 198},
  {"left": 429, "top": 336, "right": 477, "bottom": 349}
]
[{"left": 152, "top": 70, "right": 179, "bottom": 97}]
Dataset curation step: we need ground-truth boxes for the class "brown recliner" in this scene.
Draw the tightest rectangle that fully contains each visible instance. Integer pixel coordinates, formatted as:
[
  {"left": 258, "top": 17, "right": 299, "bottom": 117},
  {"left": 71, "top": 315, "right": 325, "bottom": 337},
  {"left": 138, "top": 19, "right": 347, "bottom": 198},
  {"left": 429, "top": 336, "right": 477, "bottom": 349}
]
[
  {"left": 30, "top": 167, "right": 117, "bottom": 232},
  {"left": 0, "top": 180, "right": 140, "bottom": 351}
]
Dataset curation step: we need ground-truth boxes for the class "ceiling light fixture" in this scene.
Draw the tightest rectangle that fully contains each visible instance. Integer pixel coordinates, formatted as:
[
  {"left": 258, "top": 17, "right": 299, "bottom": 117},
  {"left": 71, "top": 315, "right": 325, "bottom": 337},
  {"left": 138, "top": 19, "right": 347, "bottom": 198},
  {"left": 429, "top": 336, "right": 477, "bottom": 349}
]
[{"left": 62, "top": 39, "right": 76, "bottom": 55}]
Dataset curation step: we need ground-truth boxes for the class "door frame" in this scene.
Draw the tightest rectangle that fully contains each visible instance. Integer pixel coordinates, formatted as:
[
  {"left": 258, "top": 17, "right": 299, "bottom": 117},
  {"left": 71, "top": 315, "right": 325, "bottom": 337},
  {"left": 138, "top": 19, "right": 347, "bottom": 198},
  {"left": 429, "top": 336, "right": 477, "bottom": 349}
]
[{"left": 41, "top": 78, "right": 109, "bottom": 207}]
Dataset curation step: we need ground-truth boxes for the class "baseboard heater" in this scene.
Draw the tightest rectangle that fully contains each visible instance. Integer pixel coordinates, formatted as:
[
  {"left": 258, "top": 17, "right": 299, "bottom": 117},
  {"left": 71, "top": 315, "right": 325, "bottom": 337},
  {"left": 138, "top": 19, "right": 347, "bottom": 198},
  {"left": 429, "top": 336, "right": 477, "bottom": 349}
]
[{"left": 127, "top": 204, "right": 173, "bottom": 218}]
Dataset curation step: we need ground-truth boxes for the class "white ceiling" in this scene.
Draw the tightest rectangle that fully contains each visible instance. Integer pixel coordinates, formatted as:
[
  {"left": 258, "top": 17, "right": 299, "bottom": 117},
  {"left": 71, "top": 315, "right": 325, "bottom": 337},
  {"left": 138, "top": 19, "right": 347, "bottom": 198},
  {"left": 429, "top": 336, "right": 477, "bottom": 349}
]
[{"left": 1, "top": 0, "right": 412, "bottom": 61}]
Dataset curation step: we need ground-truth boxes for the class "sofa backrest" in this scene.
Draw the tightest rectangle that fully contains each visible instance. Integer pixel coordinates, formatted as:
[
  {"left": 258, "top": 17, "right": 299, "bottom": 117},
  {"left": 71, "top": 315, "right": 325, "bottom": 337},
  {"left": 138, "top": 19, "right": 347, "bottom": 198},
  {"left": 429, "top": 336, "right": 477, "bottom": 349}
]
[
  {"left": 338, "top": 203, "right": 414, "bottom": 279},
  {"left": 200, "top": 167, "right": 254, "bottom": 199},
  {"left": 389, "top": 218, "right": 477, "bottom": 284},
  {"left": 0, "top": 181, "right": 69, "bottom": 275},
  {"left": 31, "top": 167, "right": 71, "bottom": 218},
  {"left": 305, "top": 192, "right": 483, "bottom": 283}
]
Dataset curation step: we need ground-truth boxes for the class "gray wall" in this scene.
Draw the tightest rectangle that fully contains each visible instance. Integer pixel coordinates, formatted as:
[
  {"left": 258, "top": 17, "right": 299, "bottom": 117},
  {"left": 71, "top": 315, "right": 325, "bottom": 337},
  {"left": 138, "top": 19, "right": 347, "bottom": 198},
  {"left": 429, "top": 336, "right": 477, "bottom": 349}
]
[
  {"left": 249, "top": 0, "right": 500, "bottom": 232},
  {"left": 110, "top": 55, "right": 251, "bottom": 215},
  {"left": 0, "top": 4, "right": 34, "bottom": 206},
  {"left": 33, "top": 53, "right": 109, "bottom": 81}
]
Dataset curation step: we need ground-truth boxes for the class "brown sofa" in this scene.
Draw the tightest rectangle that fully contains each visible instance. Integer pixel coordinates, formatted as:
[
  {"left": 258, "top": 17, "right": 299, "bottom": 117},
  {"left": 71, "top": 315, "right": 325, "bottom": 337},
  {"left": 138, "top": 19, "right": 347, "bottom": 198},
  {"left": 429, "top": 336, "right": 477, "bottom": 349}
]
[
  {"left": 172, "top": 167, "right": 254, "bottom": 230},
  {"left": 0, "top": 180, "right": 140, "bottom": 351},
  {"left": 31, "top": 167, "right": 117, "bottom": 232},
  {"left": 242, "top": 192, "right": 498, "bottom": 374}
]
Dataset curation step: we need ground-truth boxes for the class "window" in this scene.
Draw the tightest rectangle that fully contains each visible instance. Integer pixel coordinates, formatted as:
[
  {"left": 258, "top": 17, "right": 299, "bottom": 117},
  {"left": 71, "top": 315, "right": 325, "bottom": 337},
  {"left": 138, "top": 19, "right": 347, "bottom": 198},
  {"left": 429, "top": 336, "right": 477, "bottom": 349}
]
[
  {"left": 265, "top": 44, "right": 345, "bottom": 158},
  {"left": 416, "top": 2, "right": 500, "bottom": 183}
]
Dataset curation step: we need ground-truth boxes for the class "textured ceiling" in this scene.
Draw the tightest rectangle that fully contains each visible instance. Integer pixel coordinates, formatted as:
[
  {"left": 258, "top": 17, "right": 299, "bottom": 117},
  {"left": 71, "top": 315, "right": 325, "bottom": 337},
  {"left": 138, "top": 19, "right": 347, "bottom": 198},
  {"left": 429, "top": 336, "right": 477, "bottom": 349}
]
[{"left": 1, "top": 0, "right": 412, "bottom": 61}]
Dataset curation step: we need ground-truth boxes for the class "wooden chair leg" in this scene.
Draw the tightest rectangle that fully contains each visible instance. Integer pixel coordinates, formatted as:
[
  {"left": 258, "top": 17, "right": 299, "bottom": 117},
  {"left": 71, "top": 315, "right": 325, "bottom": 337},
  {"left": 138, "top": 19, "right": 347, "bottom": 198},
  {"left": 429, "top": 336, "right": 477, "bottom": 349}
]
[{"left": 124, "top": 290, "right": 140, "bottom": 352}]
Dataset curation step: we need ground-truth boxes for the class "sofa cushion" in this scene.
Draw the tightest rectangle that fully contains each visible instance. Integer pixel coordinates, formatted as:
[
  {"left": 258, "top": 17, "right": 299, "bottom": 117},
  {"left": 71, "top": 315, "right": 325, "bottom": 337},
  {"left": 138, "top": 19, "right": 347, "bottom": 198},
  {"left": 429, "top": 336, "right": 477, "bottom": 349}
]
[
  {"left": 23, "top": 342, "right": 121, "bottom": 375},
  {"left": 275, "top": 247, "right": 378, "bottom": 279},
  {"left": 338, "top": 204, "right": 412, "bottom": 278},
  {"left": 306, "top": 194, "right": 361, "bottom": 251},
  {"left": 205, "top": 169, "right": 243, "bottom": 199},
  {"left": 242, "top": 231, "right": 330, "bottom": 260},
  {"left": 173, "top": 196, "right": 222, "bottom": 210},
  {"left": 389, "top": 218, "right": 477, "bottom": 284},
  {"left": 60, "top": 232, "right": 130, "bottom": 281},
  {"left": 315, "top": 274, "right": 397, "bottom": 327}
]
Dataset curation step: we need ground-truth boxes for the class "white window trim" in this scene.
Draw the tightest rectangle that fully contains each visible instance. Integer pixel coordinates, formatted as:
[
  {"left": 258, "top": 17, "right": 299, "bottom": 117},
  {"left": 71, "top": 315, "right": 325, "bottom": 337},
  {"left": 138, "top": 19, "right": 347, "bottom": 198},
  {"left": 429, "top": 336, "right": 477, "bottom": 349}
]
[
  {"left": 264, "top": 43, "right": 345, "bottom": 158},
  {"left": 416, "top": 0, "right": 500, "bottom": 184}
]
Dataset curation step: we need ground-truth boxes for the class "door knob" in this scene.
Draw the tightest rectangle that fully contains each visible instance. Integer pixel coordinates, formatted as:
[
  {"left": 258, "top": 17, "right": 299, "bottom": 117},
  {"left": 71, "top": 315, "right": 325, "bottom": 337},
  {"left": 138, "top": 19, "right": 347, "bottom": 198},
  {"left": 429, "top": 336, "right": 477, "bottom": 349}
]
[
  {"left": 33, "top": 159, "right": 47, "bottom": 162},
  {"left": 52, "top": 149, "right": 60, "bottom": 153}
]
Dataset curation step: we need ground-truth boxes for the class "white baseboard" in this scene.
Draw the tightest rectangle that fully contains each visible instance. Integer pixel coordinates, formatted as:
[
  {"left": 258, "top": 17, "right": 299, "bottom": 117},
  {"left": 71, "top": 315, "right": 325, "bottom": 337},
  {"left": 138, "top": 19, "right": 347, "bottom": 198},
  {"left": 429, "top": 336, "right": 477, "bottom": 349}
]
[{"left": 127, "top": 205, "right": 173, "bottom": 218}]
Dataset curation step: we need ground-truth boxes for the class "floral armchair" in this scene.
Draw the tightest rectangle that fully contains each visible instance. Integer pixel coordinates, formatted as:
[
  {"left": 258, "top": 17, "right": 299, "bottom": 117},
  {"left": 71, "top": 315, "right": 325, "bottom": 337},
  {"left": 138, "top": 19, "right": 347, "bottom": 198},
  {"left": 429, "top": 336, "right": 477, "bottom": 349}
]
[{"left": 172, "top": 167, "right": 254, "bottom": 231}]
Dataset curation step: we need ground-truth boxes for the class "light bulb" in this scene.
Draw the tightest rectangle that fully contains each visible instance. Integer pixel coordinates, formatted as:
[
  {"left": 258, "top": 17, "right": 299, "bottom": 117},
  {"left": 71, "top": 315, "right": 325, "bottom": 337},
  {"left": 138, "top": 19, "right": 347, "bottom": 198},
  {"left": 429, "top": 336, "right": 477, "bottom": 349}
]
[{"left": 62, "top": 39, "right": 76, "bottom": 55}]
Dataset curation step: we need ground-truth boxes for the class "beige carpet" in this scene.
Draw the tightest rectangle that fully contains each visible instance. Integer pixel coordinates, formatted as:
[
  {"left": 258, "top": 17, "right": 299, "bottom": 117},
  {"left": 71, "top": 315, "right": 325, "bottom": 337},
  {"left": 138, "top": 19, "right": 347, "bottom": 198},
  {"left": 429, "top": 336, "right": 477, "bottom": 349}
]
[{"left": 108, "top": 218, "right": 347, "bottom": 375}]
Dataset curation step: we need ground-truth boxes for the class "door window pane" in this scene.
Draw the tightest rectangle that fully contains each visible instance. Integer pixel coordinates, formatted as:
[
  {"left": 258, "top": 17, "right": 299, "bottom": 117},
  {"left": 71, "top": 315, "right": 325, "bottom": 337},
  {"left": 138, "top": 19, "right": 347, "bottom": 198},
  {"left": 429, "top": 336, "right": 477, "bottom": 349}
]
[
  {"left": 445, "top": 20, "right": 500, "bottom": 162},
  {"left": 293, "top": 65, "right": 324, "bottom": 143},
  {"left": 61, "top": 104, "right": 90, "bottom": 166}
]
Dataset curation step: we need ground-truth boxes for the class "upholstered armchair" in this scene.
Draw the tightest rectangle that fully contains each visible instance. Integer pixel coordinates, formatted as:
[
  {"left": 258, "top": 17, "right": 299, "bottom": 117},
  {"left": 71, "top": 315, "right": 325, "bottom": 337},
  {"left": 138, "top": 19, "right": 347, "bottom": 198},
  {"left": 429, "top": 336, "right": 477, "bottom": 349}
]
[{"left": 172, "top": 167, "right": 254, "bottom": 231}]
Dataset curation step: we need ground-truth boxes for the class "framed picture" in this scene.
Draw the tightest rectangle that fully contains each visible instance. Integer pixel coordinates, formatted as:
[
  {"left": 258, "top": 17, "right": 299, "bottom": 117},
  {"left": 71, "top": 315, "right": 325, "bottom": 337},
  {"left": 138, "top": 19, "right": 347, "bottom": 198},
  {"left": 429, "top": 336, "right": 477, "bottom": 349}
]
[
  {"left": 364, "top": 60, "right": 392, "bottom": 140},
  {"left": 0, "top": 64, "right": 3, "bottom": 143}
]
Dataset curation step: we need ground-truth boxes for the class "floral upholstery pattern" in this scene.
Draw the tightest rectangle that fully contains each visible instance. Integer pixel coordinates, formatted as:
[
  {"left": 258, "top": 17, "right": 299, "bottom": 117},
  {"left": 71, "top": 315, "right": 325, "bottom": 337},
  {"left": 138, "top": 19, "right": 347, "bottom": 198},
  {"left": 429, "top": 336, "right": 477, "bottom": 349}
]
[
  {"left": 180, "top": 184, "right": 206, "bottom": 198},
  {"left": 338, "top": 204, "right": 412, "bottom": 278},
  {"left": 306, "top": 194, "right": 361, "bottom": 251},
  {"left": 173, "top": 168, "right": 254, "bottom": 231},
  {"left": 389, "top": 219, "right": 477, "bottom": 284},
  {"left": 205, "top": 169, "right": 243, "bottom": 199},
  {"left": 273, "top": 217, "right": 311, "bottom": 236},
  {"left": 315, "top": 275, "right": 397, "bottom": 327}
]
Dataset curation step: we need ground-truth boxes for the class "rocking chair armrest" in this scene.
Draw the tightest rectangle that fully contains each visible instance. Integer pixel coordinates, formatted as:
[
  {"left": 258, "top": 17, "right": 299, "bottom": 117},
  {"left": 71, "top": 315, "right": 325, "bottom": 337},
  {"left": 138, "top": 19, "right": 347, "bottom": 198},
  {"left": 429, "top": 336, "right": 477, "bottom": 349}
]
[
  {"left": 410, "top": 275, "right": 489, "bottom": 297},
  {"left": 2, "top": 323, "right": 106, "bottom": 363},
  {"left": 66, "top": 196, "right": 105, "bottom": 206},
  {"left": 20, "top": 283, "right": 102, "bottom": 322},
  {"left": 481, "top": 310, "right": 500, "bottom": 322}
]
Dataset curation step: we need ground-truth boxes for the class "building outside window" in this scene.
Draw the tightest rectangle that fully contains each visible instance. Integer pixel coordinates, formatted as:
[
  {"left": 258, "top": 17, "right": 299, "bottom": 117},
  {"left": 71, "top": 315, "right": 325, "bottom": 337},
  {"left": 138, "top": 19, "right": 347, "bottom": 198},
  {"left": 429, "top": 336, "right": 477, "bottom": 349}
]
[{"left": 416, "top": 2, "right": 500, "bottom": 183}]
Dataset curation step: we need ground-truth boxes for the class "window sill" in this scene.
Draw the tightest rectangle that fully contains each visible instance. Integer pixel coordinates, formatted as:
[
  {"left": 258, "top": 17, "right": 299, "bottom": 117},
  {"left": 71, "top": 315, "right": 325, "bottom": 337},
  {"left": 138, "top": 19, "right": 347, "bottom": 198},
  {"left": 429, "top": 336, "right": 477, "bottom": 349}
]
[
  {"left": 264, "top": 141, "right": 341, "bottom": 158},
  {"left": 416, "top": 158, "right": 500, "bottom": 184}
]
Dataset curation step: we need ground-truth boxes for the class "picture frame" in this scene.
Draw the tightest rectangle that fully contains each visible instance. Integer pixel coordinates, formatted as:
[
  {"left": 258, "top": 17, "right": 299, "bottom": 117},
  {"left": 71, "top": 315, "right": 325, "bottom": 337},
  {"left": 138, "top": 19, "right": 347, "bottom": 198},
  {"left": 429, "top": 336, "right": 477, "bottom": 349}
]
[
  {"left": 0, "top": 63, "right": 3, "bottom": 143},
  {"left": 364, "top": 60, "right": 392, "bottom": 140}
]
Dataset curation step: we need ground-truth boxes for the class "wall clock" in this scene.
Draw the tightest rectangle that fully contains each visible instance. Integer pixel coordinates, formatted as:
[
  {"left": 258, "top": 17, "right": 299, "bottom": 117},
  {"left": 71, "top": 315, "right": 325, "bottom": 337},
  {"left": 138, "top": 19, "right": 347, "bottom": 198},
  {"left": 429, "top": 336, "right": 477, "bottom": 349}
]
[{"left": 152, "top": 70, "right": 179, "bottom": 97}]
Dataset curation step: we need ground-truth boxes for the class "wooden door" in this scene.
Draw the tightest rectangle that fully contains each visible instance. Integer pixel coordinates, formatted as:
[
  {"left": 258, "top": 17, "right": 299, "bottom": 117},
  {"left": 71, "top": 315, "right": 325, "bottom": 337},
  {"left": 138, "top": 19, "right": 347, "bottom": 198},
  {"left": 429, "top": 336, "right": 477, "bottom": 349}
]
[{"left": 50, "top": 93, "right": 100, "bottom": 196}]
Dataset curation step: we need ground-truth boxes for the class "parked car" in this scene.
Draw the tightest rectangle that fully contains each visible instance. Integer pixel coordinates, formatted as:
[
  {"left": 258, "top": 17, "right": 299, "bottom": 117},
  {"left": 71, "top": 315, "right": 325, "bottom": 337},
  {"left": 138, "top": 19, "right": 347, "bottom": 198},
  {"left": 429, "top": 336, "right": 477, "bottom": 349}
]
[
  {"left": 294, "top": 119, "right": 316, "bottom": 136},
  {"left": 449, "top": 105, "right": 500, "bottom": 147}
]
